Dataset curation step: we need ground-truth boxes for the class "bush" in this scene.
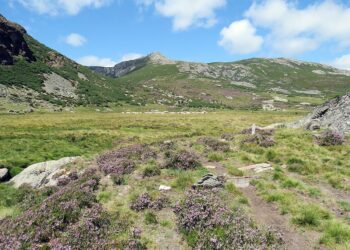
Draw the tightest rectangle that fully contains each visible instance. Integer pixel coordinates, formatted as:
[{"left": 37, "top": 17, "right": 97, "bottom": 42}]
[
  {"left": 197, "top": 137, "right": 230, "bottom": 152},
  {"left": 173, "top": 189, "right": 284, "bottom": 249},
  {"left": 144, "top": 211, "right": 158, "bottom": 224},
  {"left": 320, "top": 221, "right": 350, "bottom": 245},
  {"left": 241, "top": 134, "right": 275, "bottom": 148},
  {"left": 164, "top": 150, "right": 201, "bottom": 170},
  {"left": 208, "top": 152, "right": 224, "bottom": 162},
  {"left": 293, "top": 204, "right": 330, "bottom": 227},
  {"left": 97, "top": 144, "right": 158, "bottom": 175},
  {"left": 110, "top": 174, "right": 126, "bottom": 185},
  {"left": 316, "top": 130, "right": 345, "bottom": 146},
  {"left": 0, "top": 170, "right": 118, "bottom": 249},
  {"left": 142, "top": 165, "right": 161, "bottom": 178},
  {"left": 130, "top": 193, "right": 169, "bottom": 212},
  {"left": 221, "top": 133, "right": 235, "bottom": 141}
]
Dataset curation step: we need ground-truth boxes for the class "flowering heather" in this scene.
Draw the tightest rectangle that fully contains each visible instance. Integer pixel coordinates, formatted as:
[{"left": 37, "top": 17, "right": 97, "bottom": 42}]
[
  {"left": 316, "top": 130, "right": 345, "bottom": 146},
  {"left": 173, "top": 189, "right": 284, "bottom": 249},
  {"left": 197, "top": 137, "right": 230, "bottom": 152},
  {"left": 221, "top": 133, "right": 235, "bottom": 141},
  {"left": 0, "top": 171, "right": 117, "bottom": 250},
  {"left": 164, "top": 150, "right": 201, "bottom": 170},
  {"left": 97, "top": 144, "right": 157, "bottom": 175},
  {"left": 241, "top": 134, "right": 276, "bottom": 148},
  {"left": 241, "top": 127, "right": 274, "bottom": 136},
  {"left": 130, "top": 193, "right": 169, "bottom": 212}
]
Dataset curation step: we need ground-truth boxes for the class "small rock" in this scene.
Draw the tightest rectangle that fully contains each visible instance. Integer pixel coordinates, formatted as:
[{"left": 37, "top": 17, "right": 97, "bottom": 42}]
[
  {"left": 0, "top": 168, "right": 9, "bottom": 182},
  {"left": 193, "top": 174, "right": 225, "bottom": 188},
  {"left": 204, "top": 165, "right": 216, "bottom": 169},
  {"left": 159, "top": 185, "right": 171, "bottom": 191}
]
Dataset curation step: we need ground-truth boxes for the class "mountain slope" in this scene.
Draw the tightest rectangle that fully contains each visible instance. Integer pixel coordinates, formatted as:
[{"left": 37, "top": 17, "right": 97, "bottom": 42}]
[
  {"left": 0, "top": 15, "right": 131, "bottom": 113},
  {"left": 91, "top": 54, "right": 350, "bottom": 110}
]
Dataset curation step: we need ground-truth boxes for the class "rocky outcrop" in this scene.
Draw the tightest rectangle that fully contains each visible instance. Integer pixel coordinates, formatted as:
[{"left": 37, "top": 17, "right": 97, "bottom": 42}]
[
  {"left": 0, "top": 168, "right": 9, "bottom": 182},
  {"left": 90, "top": 52, "right": 174, "bottom": 78},
  {"left": 292, "top": 93, "right": 350, "bottom": 134},
  {"left": 10, "top": 157, "right": 79, "bottom": 188},
  {"left": 0, "top": 14, "right": 35, "bottom": 65}
]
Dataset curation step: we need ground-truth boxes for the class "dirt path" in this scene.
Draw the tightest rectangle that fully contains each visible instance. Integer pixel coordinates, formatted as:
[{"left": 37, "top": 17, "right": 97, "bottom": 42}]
[{"left": 241, "top": 186, "right": 321, "bottom": 250}]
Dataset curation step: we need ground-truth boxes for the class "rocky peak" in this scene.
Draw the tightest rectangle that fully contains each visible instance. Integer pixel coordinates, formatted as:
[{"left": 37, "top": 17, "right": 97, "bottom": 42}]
[
  {"left": 145, "top": 52, "right": 175, "bottom": 65},
  {"left": 0, "top": 14, "right": 35, "bottom": 65}
]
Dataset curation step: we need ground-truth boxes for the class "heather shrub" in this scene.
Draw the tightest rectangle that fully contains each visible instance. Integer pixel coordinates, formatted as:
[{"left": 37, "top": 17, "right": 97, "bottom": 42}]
[
  {"left": 316, "top": 130, "right": 345, "bottom": 146},
  {"left": 111, "top": 174, "right": 126, "bottom": 185},
  {"left": 98, "top": 144, "right": 157, "bottom": 175},
  {"left": 99, "top": 158, "right": 135, "bottom": 175},
  {"left": 221, "top": 133, "right": 235, "bottom": 141},
  {"left": 241, "top": 127, "right": 274, "bottom": 136},
  {"left": 241, "top": 134, "right": 276, "bottom": 148},
  {"left": 130, "top": 193, "right": 169, "bottom": 212},
  {"left": 0, "top": 170, "right": 119, "bottom": 250},
  {"left": 164, "top": 150, "right": 201, "bottom": 170},
  {"left": 130, "top": 193, "right": 152, "bottom": 212},
  {"left": 173, "top": 189, "right": 284, "bottom": 249},
  {"left": 197, "top": 137, "right": 230, "bottom": 152}
]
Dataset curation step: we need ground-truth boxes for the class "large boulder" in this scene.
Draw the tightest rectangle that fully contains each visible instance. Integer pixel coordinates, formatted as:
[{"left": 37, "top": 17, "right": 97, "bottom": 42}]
[
  {"left": 291, "top": 93, "right": 350, "bottom": 134},
  {"left": 0, "top": 168, "right": 9, "bottom": 182},
  {"left": 10, "top": 157, "right": 79, "bottom": 188}
]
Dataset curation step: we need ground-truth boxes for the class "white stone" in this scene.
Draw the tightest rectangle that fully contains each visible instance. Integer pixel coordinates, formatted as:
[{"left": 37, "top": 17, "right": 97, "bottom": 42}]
[{"left": 159, "top": 185, "right": 171, "bottom": 191}]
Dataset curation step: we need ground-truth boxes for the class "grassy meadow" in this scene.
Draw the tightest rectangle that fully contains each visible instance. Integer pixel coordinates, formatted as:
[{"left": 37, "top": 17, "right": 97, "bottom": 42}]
[{"left": 0, "top": 109, "right": 349, "bottom": 249}]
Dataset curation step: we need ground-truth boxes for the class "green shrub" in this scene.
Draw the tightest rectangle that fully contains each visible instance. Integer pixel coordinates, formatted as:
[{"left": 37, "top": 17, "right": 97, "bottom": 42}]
[
  {"left": 293, "top": 204, "right": 330, "bottom": 227},
  {"left": 320, "top": 221, "right": 350, "bottom": 245},
  {"left": 227, "top": 166, "right": 243, "bottom": 176},
  {"left": 281, "top": 178, "right": 301, "bottom": 189},
  {"left": 208, "top": 152, "right": 224, "bottom": 162},
  {"left": 142, "top": 165, "right": 161, "bottom": 178},
  {"left": 144, "top": 211, "right": 158, "bottom": 225},
  {"left": 172, "top": 172, "right": 194, "bottom": 190}
]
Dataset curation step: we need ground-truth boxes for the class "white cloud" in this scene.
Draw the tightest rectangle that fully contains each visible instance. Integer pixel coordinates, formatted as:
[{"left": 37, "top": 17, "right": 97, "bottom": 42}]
[
  {"left": 120, "top": 53, "right": 143, "bottom": 62},
  {"left": 77, "top": 53, "right": 144, "bottom": 67},
  {"left": 218, "top": 19, "right": 263, "bottom": 54},
  {"left": 332, "top": 54, "right": 350, "bottom": 70},
  {"left": 16, "top": 0, "right": 112, "bottom": 15},
  {"left": 65, "top": 33, "right": 87, "bottom": 47},
  {"left": 137, "top": 0, "right": 226, "bottom": 31},
  {"left": 242, "top": 0, "right": 350, "bottom": 55},
  {"left": 78, "top": 56, "right": 117, "bottom": 67}
]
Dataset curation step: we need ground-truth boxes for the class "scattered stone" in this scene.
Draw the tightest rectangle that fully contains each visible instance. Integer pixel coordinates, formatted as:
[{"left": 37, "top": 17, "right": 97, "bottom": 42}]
[
  {"left": 0, "top": 168, "right": 9, "bottom": 182},
  {"left": 239, "top": 163, "right": 272, "bottom": 173},
  {"left": 193, "top": 174, "right": 225, "bottom": 188},
  {"left": 159, "top": 185, "right": 171, "bottom": 191},
  {"left": 10, "top": 157, "right": 79, "bottom": 188},
  {"left": 229, "top": 177, "right": 254, "bottom": 188},
  {"left": 204, "top": 165, "right": 216, "bottom": 169}
]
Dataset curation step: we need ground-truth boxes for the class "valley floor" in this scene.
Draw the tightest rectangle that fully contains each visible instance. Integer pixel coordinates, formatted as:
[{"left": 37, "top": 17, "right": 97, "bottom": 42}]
[{"left": 0, "top": 110, "right": 349, "bottom": 249}]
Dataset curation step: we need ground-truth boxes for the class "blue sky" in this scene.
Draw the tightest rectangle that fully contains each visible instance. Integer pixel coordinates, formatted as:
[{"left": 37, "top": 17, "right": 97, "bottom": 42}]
[{"left": 2, "top": 0, "right": 350, "bottom": 69}]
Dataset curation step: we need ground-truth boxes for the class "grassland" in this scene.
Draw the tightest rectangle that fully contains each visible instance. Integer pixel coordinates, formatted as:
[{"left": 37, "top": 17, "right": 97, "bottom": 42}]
[{"left": 0, "top": 110, "right": 349, "bottom": 249}]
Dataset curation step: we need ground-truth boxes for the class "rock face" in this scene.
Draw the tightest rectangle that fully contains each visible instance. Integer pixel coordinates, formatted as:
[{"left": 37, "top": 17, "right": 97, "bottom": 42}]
[
  {"left": 0, "top": 14, "right": 35, "bottom": 65},
  {"left": 292, "top": 93, "right": 350, "bottom": 134},
  {"left": 0, "top": 168, "right": 9, "bottom": 182},
  {"left": 90, "top": 52, "right": 174, "bottom": 78},
  {"left": 10, "top": 157, "right": 79, "bottom": 188}
]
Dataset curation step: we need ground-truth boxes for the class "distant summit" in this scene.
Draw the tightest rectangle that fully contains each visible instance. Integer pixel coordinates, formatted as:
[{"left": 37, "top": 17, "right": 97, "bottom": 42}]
[{"left": 90, "top": 52, "right": 174, "bottom": 78}]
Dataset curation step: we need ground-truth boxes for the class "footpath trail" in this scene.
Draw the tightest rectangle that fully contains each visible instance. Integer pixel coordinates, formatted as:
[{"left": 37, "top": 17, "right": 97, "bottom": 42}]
[{"left": 206, "top": 161, "right": 321, "bottom": 250}]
